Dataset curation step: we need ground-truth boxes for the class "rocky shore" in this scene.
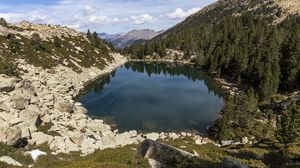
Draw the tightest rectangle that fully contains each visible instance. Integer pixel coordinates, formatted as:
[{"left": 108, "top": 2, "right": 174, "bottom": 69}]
[{"left": 0, "top": 52, "right": 216, "bottom": 163}]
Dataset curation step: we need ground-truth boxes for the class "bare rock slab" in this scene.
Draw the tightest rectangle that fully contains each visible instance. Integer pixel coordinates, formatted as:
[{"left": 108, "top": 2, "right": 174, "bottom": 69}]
[{"left": 137, "top": 139, "right": 194, "bottom": 167}]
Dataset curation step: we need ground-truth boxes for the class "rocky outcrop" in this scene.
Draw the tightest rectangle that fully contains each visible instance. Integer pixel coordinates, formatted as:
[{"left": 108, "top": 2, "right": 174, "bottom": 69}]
[
  {"left": 137, "top": 139, "right": 194, "bottom": 168},
  {"left": 221, "top": 157, "right": 249, "bottom": 168},
  {"left": 0, "top": 53, "right": 129, "bottom": 156},
  {"left": 0, "top": 126, "right": 22, "bottom": 146}
]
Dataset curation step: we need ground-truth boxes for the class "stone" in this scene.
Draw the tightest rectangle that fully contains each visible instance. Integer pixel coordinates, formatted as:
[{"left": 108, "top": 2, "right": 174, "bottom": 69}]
[
  {"left": 75, "top": 106, "right": 87, "bottom": 114},
  {"left": 221, "top": 140, "right": 234, "bottom": 146},
  {"left": 81, "top": 136, "right": 98, "bottom": 155},
  {"left": 0, "top": 126, "right": 22, "bottom": 146},
  {"left": 0, "top": 75, "right": 19, "bottom": 92},
  {"left": 0, "top": 25, "right": 10, "bottom": 37},
  {"left": 221, "top": 158, "right": 249, "bottom": 168},
  {"left": 159, "top": 132, "right": 167, "bottom": 140},
  {"left": 145, "top": 133, "right": 159, "bottom": 141},
  {"left": 40, "top": 113, "right": 51, "bottom": 123},
  {"left": 64, "top": 137, "right": 80, "bottom": 152},
  {"left": 137, "top": 140, "right": 194, "bottom": 167},
  {"left": 19, "top": 104, "right": 42, "bottom": 126},
  {"left": 0, "top": 156, "right": 23, "bottom": 167},
  {"left": 0, "top": 103, "right": 9, "bottom": 112},
  {"left": 54, "top": 100, "right": 74, "bottom": 113},
  {"left": 242, "top": 137, "right": 249, "bottom": 144},
  {"left": 169, "top": 133, "right": 179, "bottom": 140},
  {"left": 29, "top": 132, "right": 53, "bottom": 145},
  {"left": 68, "top": 132, "right": 84, "bottom": 146},
  {"left": 101, "top": 134, "right": 117, "bottom": 147},
  {"left": 14, "top": 97, "right": 29, "bottom": 110},
  {"left": 195, "top": 137, "right": 205, "bottom": 145},
  {"left": 180, "top": 132, "right": 187, "bottom": 137}
]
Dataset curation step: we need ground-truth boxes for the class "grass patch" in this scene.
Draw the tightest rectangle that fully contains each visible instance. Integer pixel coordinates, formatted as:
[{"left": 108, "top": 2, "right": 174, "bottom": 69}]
[
  {"left": 0, "top": 143, "right": 33, "bottom": 166},
  {"left": 33, "top": 145, "right": 149, "bottom": 168}
]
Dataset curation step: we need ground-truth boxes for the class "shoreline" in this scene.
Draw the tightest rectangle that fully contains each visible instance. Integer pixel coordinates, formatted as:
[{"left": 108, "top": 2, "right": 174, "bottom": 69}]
[
  {"left": 129, "top": 58, "right": 239, "bottom": 95},
  {"left": 0, "top": 54, "right": 217, "bottom": 157}
]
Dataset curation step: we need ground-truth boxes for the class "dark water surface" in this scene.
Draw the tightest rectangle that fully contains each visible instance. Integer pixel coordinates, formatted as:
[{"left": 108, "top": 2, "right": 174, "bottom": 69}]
[{"left": 79, "top": 62, "right": 225, "bottom": 133}]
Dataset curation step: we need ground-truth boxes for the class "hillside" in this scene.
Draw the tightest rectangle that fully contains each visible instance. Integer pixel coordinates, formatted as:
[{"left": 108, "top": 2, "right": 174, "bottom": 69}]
[
  {"left": 101, "top": 29, "right": 162, "bottom": 48},
  {"left": 0, "top": 20, "right": 114, "bottom": 75},
  {"left": 124, "top": 0, "right": 300, "bottom": 158}
]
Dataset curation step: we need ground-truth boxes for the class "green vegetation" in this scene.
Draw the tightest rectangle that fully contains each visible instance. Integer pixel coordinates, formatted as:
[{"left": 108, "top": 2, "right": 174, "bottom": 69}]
[
  {"left": 0, "top": 143, "right": 34, "bottom": 167},
  {"left": 0, "top": 18, "right": 7, "bottom": 27},
  {"left": 0, "top": 21, "right": 114, "bottom": 76},
  {"left": 161, "top": 137, "right": 300, "bottom": 168},
  {"left": 37, "top": 122, "right": 61, "bottom": 137},
  {"left": 277, "top": 103, "right": 300, "bottom": 144},
  {"left": 0, "top": 143, "right": 149, "bottom": 168},
  {"left": 125, "top": 14, "right": 300, "bottom": 97},
  {"left": 124, "top": 4, "right": 300, "bottom": 150},
  {"left": 33, "top": 145, "right": 149, "bottom": 168}
]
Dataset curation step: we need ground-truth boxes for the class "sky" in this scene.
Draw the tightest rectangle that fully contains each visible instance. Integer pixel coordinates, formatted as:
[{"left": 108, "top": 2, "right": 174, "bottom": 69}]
[{"left": 0, "top": 0, "right": 217, "bottom": 34}]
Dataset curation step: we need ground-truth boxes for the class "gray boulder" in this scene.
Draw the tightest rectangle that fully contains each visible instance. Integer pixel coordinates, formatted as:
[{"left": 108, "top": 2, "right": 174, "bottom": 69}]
[
  {"left": 54, "top": 100, "right": 74, "bottom": 113},
  {"left": 137, "top": 139, "right": 194, "bottom": 166},
  {"left": 0, "top": 126, "right": 22, "bottom": 146},
  {"left": 0, "top": 25, "right": 9, "bottom": 37},
  {"left": 0, "top": 75, "right": 20, "bottom": 92},
  {"left": 221, "top": 157, "right": 249, "bottom": 168}
]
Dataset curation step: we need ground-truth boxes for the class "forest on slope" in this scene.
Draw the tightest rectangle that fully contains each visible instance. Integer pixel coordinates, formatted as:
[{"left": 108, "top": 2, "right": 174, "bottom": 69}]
[{"left": 123, "top": 0, "right": 300, "bottom": 147}]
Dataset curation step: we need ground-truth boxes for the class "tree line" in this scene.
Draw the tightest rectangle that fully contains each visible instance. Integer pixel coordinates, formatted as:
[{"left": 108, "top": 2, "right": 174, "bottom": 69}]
[{"left": 124, "top": 13, "right": 300, "bottom": 143}]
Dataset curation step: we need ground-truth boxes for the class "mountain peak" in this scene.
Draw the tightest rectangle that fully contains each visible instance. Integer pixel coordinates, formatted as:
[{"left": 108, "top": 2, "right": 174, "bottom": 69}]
[{"left": 101, "top": 29, "right": 163, "bottom": 48}]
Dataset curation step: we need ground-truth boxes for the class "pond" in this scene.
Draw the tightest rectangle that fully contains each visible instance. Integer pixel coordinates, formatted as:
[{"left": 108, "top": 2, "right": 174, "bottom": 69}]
[{"left": 79, "top": 62, "right": 225, "bottom": 133}]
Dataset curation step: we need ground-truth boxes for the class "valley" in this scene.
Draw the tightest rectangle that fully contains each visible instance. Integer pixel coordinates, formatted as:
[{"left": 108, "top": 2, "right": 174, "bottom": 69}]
[{"left": 0, "top": 0, "right": 299, "bottom": 167}]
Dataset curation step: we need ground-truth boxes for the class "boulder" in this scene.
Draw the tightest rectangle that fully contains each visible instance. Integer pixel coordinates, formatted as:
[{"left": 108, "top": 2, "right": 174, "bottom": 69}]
[
  {"left": 0, "top": 156, "right": 23, "bottom": 167},
  {"left": 0, "top": 126, "right": 22, "bottom": 146},
  {"left": 13, "top": 97, "right": 29, "bottom": 110},
  {"left": 19, "top": 104, "right": 41, "bottom": 125},
  {"left": 54, "top": 100, "right": 74, "bottom": 113},
  {"left": 68, "top": 131, "right": 84, "bottom": 146},
  {"left": 75, "top": 106, "right": 88, "bottom": 114},
  {"left": 168, "top": 133, "right": 179, "bottom": 140},
  {"left": 145, "top": 133, "right": 159, "bottom": 141},
  {"left": 137, "top": 140, "right": 194, "bottom": 166},
  {"left": 221, "top": 140, "right": 234, "bottom": 146},
  {"left": 0, "top": 75, "right": 20, "bottom": 92},
  {"left": 0, "top": 25, "right": 10, "bottom": 37},
  {"left": 29, "top": 132, "right": 53, "bottom": 145},
  {"left": 221, "top": 157, "right": 249, "bottom": 168},
  {"left": 242, "top": 137, "right": 249, "bottom": 144},
  {"left": 101, "top": 134, "right": 117, "bottom": 148}
]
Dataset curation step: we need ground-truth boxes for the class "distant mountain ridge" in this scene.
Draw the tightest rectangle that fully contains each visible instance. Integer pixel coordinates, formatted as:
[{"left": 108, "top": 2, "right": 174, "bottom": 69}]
[{"left": 100, "top": 29, "right": 163, "bottom": 48}]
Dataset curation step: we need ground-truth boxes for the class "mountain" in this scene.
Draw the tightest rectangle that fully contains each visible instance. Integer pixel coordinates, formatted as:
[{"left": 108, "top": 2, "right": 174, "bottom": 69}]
[
  {"left": 100, "top": 29, "right": 163, "bottom": 48},
  {"left": 125, "top": 0, "right": 300, "bottom": 150},
  {"left": 158, "top": 0, "right": 300, "bottom": 38},
  {"left": 0, "top": 20, "right": 115, "bottom": 75}
]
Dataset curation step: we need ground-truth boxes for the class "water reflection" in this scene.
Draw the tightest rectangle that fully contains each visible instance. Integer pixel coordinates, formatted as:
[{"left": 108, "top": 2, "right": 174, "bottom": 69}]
[{"left": 79, "top": 62, "right": 225, "bottom": 133}]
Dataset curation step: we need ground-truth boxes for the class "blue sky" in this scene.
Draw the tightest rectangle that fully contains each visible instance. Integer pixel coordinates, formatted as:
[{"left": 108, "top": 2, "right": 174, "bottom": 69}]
[{"left": 0, "top": 0, "right": 217, "bottom": 33}]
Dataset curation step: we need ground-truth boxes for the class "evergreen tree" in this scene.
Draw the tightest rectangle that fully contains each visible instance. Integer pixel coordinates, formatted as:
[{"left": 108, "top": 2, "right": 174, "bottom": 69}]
[
  {"left": 0, "top": 18, "right": 7, "bottom": 27},
  {"left": 277, "top": 103, "right": 300, "bottom": 144}
]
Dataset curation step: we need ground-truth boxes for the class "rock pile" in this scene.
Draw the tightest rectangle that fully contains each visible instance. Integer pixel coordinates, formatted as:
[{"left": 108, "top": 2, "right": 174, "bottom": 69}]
[{"left": 0, "top": 53, "right": 140, "bottom": 156}]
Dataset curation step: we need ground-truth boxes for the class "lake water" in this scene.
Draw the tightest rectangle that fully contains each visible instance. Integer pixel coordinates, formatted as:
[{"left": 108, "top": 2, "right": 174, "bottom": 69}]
[{"left": 79, "top": 62, "right": 225, "bottom": 133}]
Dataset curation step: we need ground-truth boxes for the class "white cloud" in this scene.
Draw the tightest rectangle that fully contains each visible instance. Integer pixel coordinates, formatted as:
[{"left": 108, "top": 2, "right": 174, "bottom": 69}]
[
  {"left": 130, "top": 14, "right": 155, "bottom": 25},
  {"left": 166, "top": 8, "right": 200, "bottom": 19},
  {"left": 0, "top": 0, "right": 216, "bottom": 33}
]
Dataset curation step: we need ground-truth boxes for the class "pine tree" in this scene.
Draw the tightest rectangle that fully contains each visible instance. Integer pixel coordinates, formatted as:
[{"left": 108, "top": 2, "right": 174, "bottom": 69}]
[
  {"left": 277, "top": 103, "right": 300, "bottom": 144},
  {"left": 0, "top": 18, "right": 7, "bottom": 27},
  {"left": 87, "top": 29, "right": 92, "bottom": 39}
]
